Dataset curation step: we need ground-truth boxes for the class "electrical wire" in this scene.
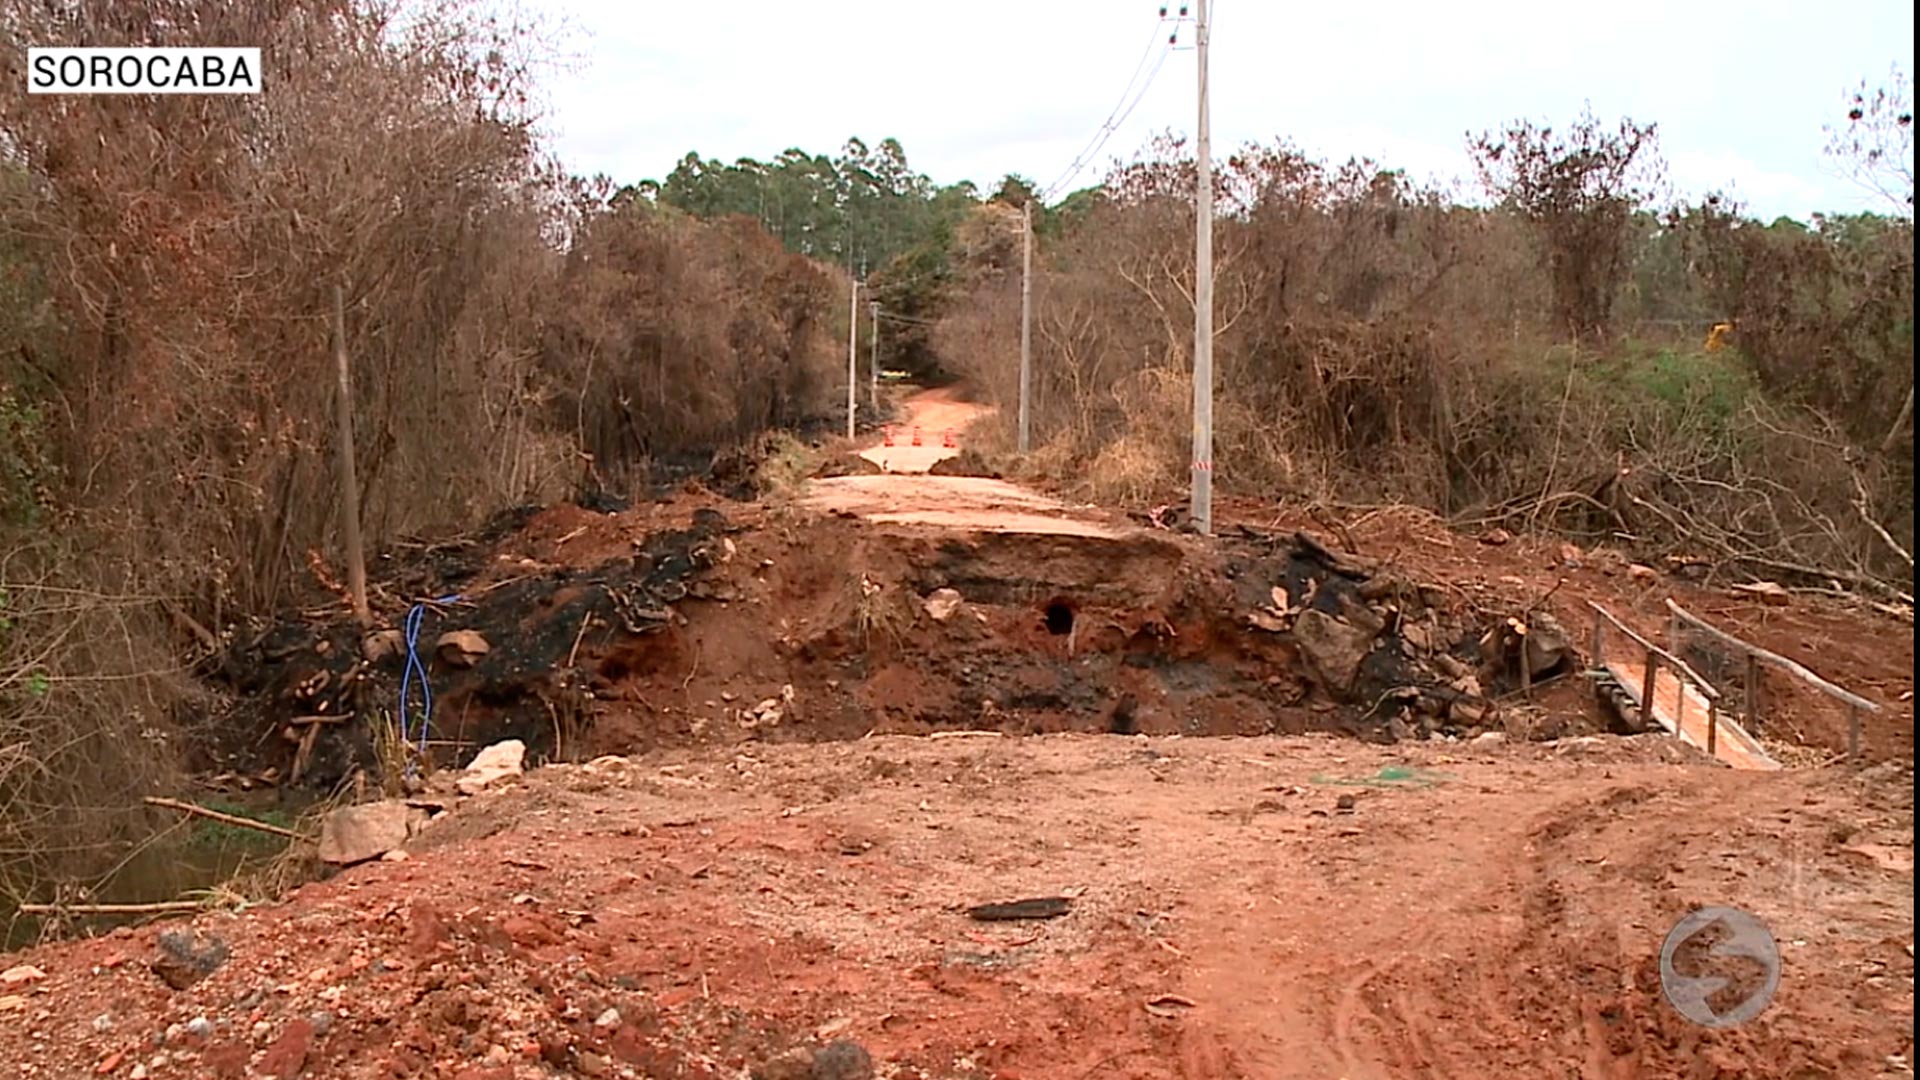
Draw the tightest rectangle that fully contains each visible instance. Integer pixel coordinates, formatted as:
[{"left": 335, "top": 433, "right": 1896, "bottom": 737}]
[{"left": 1040, "top": 18, "right": 1175, "bottom": 204}]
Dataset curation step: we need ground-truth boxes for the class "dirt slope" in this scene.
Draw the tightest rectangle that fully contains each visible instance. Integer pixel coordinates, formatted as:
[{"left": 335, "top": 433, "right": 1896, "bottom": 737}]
[{"left": 3, "top": 736, "right": 1910, "bottom": 1079}]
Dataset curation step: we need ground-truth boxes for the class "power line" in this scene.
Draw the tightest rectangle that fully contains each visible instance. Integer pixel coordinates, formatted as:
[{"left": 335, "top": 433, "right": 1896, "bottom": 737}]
[{"left": 1040, "top": 17, "right": 1175, "bottom": 204}]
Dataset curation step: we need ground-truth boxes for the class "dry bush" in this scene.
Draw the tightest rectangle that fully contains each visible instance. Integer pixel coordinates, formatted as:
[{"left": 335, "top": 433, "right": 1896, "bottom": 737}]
[
  {"left": 0, "top": 0, "right": 853, "bottom": 905},
  {"left": 0, "top": 0, "right": 570, "bottom": 621},
  {"left": 0, "top": 536, "right": 200, "bottom": 902},
  {"left": 540, "top": 205, "right": 840, "bottom": 491},
  {"left": 939, "top": 129, "right": 1913, "bottom": 601},
  {"left": 1469, "top": 110, "right": 1665, "bottom": 340}
]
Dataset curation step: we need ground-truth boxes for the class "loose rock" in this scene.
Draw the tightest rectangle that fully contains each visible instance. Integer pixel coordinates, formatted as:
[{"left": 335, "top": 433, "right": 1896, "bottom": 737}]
[
  {"left": 1293, "top": 609, "right": 1378, "bottom": 697},
  {"left": 813, "top": 1039, "right": 876, "bottom": 1080},
  {"left": 921, "top": 588, "right": 964, "bottom": 622},
  {"left": 456, "top": 739, "right": 527, "bottom": 795},
  {"left": 151, "top": 932, "right": 229, "bottom": 991},
  {"left": 753, "top": 1047, "right": 815, "bottom": 1080},
  {"left": 0, "top": 964, "right": 45, "bottom": 988},
  {"left": 318, "top": 800, "right": 421, "bottom": 865},
  {"left": 435, "top": 629, "right": 492, "bottom": 668}
]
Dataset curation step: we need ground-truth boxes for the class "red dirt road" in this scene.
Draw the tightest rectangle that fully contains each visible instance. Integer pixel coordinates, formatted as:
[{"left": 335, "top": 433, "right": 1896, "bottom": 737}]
[
  {"left": 3, "top": 736, "right": 1910, "bottom": 1079},
  {"left": 858, "top": 386, "right": 991, "bottom": 475}
]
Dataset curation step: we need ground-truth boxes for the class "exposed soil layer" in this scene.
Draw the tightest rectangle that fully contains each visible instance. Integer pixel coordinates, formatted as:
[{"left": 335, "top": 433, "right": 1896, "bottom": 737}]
[
  {"left": 3, "top": 736, "right": 1910, "bottom": 1079},
  {"left": 208, "top": 496, "right": 1586, "bottom": 793}
]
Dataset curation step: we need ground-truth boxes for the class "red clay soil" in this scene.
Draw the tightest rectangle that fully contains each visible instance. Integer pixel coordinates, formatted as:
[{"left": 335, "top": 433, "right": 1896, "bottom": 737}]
[{"left": 2, "top": 735, "right": 1910, "bottom": 1079}]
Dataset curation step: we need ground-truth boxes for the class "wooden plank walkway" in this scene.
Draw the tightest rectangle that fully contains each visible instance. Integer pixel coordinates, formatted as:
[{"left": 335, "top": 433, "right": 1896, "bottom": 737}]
[{"left": 1602, "top": 653, "right": 1781, "bottom": 771}]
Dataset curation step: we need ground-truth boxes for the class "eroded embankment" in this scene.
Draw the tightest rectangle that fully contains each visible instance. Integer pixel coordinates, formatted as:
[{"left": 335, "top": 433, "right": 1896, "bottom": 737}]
[{"left": 204, "top": 500, "right": 1587, "bottom": 790}]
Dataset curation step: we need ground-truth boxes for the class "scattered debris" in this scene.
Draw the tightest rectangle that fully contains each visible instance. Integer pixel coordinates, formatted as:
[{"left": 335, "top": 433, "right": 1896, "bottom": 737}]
[
  {"left": 742, "top": 685, "right": 797, "bottom": 730},
  {"left": 1731, "top": 580, "right": 1793, "bottom": 607},
  {"left": 0, "top": 964, "right": 45, "bottom": 988},
  {"left": 966, "top": 897, "right": 1073, "bottom": 922},
  {"left": 1144, "top": 994, "right": 1199, "bottom": 1019},
  {"left": 1480, "top": 528, "right": 1513, "bottom": 547}
]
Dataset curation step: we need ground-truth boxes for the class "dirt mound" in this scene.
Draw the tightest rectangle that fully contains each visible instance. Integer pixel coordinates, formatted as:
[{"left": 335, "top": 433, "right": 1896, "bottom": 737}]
[
  {"left": 810, "top": 453, "right": 883, "bottom": 479},
  {"left": 926, "top": 449, "right": 1001, "bottom": 479}
]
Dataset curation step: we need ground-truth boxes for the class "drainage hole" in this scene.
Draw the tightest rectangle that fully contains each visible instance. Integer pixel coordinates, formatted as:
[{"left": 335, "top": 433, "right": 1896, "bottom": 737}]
[{"left": 1043, "top": 600, "right": 1076, "bottom": 636}]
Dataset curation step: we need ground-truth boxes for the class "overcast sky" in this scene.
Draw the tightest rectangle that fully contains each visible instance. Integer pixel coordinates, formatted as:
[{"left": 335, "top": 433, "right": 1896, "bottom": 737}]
[{"left": 539, "top": 0, "right": 1915, "bottom": 221}]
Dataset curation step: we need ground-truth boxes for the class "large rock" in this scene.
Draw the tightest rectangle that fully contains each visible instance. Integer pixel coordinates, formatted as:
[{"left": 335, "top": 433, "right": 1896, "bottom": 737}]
[
  {"left": 456, "top": 739, "right": 526, "bottom": 795},
  {"left": 317, "top": 800, "right": 421, "bottom": 865},
  {"left": 1293, "top": 609, "right": 1378, "bottom": 697},
  {"left": 1523, "top": 611, "right": 1572, "bottom": 678}
]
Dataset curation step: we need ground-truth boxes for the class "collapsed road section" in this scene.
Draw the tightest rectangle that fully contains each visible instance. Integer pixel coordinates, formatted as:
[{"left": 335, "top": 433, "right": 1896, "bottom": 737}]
[{"left": 201, "top": 491, "right": 1604, "bottom": 793}]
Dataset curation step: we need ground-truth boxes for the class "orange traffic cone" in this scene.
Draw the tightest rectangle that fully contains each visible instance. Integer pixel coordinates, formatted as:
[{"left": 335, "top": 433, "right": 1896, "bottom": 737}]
[
  {"left": 942, "top": 429, "right": 956, "bottom": 448},
  {"left": 882, "top": 425, "right": 895, "bottom": 446},
  {"left": 911, "top": 428, "right": 923, "bottom": 446}
]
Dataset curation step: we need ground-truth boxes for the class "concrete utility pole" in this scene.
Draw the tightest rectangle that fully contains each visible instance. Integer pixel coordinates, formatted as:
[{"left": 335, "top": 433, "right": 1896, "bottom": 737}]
[
  {"left": 1189, "top": 0, "right": 1214, "bottom": 535},
  {"left": 869, "top": 300, "right": 881, "bottom": 410},
  {"left": 1018, "top": 198, "right": 1034, "bottom": 454},
  {"left": 847, "top": 279, "right": 860, "bottom": 439}
]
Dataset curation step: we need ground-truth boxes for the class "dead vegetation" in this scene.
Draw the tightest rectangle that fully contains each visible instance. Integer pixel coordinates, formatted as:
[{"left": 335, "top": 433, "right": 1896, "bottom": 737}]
[
  {"left": 0, "top": 0, "right": 847, "bottom": 897},
  {"left": 935, "top": 120, "right": 1914, "bottom": 607}
]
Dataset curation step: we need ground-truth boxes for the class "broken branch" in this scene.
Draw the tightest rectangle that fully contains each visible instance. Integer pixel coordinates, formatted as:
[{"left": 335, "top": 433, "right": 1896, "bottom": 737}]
[{"left": 143, "top": 796, "right": 306, "bottom": 840}]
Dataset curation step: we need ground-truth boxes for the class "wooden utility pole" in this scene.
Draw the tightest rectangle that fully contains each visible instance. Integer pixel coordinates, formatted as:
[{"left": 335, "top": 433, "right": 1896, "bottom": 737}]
[
  {"left": 1018, "top": 198, "right": 1034, "bottom": 454},
  {"left": 331, "top": 285, "right": 371, "bottom": 628},
  {"left": 1189, "top": 0, "right": 1214, "bottom": 534}
]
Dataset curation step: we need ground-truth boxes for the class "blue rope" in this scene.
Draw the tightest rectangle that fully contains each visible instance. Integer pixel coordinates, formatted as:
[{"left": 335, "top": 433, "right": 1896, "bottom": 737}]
[{"left": 398, "top": 594, "right": 464, "bottom": 766}]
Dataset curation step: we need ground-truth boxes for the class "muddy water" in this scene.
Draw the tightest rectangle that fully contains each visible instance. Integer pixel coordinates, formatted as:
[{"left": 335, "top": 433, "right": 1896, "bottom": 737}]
[{"left": 3, "top": 794, "right": 307, "bottom": 951}]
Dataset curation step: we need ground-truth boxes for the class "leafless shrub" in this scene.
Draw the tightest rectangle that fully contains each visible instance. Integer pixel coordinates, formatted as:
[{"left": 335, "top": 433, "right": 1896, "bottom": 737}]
[
  {"left": 940, "top": 125, "right": 1912, "bottom": 601},
  {"left": 0, "top": 0, "right": 848, "bottom": 908},
  {"left": 1469, "top": 109, "right": 1665, "bottom": 340},
  {"left": 540, "top": 206, "right": 840, "bottom": 491}
]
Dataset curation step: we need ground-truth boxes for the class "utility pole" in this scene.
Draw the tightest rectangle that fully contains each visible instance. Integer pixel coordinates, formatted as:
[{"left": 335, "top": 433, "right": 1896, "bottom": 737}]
[
  {"left": 869, "top": 300, "right": 880, "bottom": 410},
  {"left": 1018, "top": 198, "right": 1034, "bottom": 454},
  {"left": 846, "top": 279, "right": 860, "bottom": 439},
  {"left": 1189, "top": 0, "right": 1214, "bottom": 535}
]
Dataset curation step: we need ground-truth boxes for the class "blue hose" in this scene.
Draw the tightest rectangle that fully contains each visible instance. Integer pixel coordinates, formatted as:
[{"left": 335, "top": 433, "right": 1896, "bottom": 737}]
[{"left": 398, "top": 594, "right": 464, "bottom": 766}]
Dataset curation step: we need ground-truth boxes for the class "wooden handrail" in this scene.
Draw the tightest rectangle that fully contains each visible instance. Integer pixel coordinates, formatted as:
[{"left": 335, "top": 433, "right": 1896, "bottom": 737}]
[
  {"left": 1665, "top": 599, "right": 1881, "bottom": 713},
  {"left": 1589, "top": 602, "right": 1722, "bottom": 701}
]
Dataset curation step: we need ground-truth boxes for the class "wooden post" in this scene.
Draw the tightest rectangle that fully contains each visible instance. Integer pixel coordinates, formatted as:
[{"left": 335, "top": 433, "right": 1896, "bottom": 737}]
[
  {"left": 1639, "top": 649, "right": 1658, "bottom": 731},
  {"left": 1847, "top": 705, "right": 1861, "bottom": 766},
  {"left": 1705, "top": 699, "right": 1718, "bottom": 759},
  {"left": 1519, "top": 622, "right": 1534, "bottom": 700},
  {"left": 1745, "top": 651, "right": 1762, "bottom": 734},
  {"left": 1675, "top": 674, "right": 1687, "bottom": 734},
  {"left": 1589, "top": 610, "right": 1604, "bottom": 669},
  {"left": 333, "top": 285, "right": 372, "bottom": 629}
]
